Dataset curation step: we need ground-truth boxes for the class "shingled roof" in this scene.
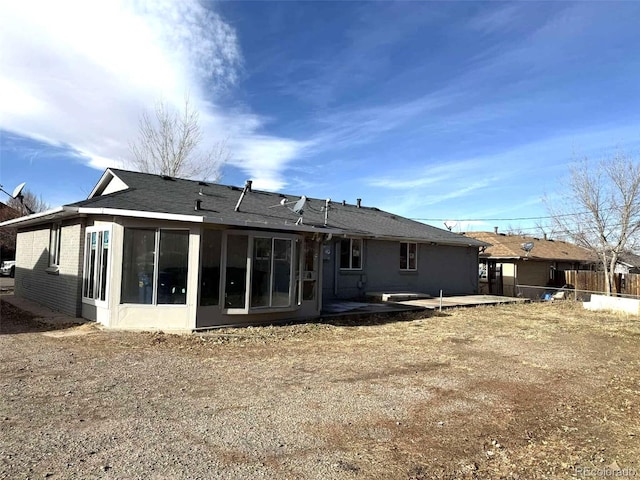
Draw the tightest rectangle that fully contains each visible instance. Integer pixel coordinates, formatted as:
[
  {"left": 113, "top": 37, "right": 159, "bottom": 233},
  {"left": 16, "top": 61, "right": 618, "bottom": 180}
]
[
  {"left": 463, "top": 231, "right": 597, "bottom": 263},
  {"left": 62, "top": 169, "right": 484, "bottom": 247}
]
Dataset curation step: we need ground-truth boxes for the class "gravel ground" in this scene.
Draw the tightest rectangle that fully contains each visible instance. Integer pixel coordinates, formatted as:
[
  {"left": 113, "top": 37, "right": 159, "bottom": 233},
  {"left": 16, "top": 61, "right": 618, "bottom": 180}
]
[{"left": 1, "top": 299, "right": 639, "bottom": 479}]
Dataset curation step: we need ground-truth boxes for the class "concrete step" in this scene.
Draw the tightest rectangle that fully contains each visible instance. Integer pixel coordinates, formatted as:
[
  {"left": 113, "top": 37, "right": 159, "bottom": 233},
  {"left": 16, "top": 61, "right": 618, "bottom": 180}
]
[{"left": 366, "top": 292, "right": 433, "bottom": 302}]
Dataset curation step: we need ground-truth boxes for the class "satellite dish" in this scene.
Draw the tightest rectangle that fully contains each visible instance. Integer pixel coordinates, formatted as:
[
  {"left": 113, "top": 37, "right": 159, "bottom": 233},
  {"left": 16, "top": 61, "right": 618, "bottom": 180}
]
[
  {"left": 443, "top": 220, "right": 457, "bottom": 231},
  {"left": 292, "top": 196, "right": 306, "bottom": 214},
  {"left": 280, "top": 198, "right": 287, "bottom": 206},
  {"left": 11, "top": 182, "right": 26, "bottom": 199},
  {"left": 521, "top": 242, "right": 534, "bottom": 253}
]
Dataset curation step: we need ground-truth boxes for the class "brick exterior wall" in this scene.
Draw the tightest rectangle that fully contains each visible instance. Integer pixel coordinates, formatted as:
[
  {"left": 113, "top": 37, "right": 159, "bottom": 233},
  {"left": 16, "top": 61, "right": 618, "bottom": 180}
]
[{"left": 14, "top": 219, "right": 85, "bottom": 317}]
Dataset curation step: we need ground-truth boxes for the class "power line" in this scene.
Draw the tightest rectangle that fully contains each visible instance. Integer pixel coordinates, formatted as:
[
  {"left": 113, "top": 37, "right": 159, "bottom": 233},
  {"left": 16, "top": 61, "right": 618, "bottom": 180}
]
[
  {"left": 412, "top": 211, "right": 589, "bottom": 223},
  {"left": 410, "top": 204, "right": 636, "bottom": 224}
]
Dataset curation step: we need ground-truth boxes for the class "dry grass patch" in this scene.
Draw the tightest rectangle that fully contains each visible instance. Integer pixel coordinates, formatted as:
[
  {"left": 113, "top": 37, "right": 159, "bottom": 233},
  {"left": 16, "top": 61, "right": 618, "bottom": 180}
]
[{"left": 1, "top": 300, "right": 639, "bottom": 479}]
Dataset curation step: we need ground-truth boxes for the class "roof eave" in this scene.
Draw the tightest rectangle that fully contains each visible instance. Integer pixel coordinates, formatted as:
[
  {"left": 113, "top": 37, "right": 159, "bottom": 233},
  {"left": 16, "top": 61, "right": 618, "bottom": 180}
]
[
  {"left": 0, "top": 206, "right": 79, "bottom": 228},
  {"left": 78, "top": 207, "right": 205, "bottom": 223}
]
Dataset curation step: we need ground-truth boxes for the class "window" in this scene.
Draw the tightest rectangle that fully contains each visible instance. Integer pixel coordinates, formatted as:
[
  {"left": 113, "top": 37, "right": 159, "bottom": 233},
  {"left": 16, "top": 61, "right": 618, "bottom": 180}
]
[
  {"left": 222, "top": 233, "right": 298, "bottom": 312},
  {"left": 479, "top": 261, "right": 488, "bottom": 279},
  {"left": 400, "top": 242, "right": 417, "bottom": 271},
  {"left": 121, "top": 228, "right": 189, "bottom": 305},
  {"left": 250, "top": 237, "right": 292, "bottom": 308},
  {"left": 49, "top": 223, "right": 61, "bottom": 267},
  {"left": 157, "top": 230, "right": 189, "bottom": 304},
  {"left": 83, "top": 227, "right": 111, "bottom": 302},
  {"left": 225, "top": 235, "right": 248, "bottom": 308},
  {"left": 200, "top": 229, "right": 222, "bottom": 306},
  {"left": 340, "top": 238, "right": 362, "bottom": 270},
  {"left": 272, "top": 238, "right": 292, "bottom": 307}
]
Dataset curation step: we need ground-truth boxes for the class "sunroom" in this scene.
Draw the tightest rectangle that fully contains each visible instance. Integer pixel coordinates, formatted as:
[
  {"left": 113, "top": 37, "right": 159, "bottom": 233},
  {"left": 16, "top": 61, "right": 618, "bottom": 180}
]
[{"left": 80, "top": 218, "right": 322, "bottom": 331}]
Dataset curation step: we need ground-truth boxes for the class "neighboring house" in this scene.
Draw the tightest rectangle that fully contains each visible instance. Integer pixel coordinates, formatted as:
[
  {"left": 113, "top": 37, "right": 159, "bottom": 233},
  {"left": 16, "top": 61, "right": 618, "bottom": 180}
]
[
  {"left": 1, "top": 168, "right": 486, "bottom": 331},
  {"left": 463, "top": 230, "right": 596, "bottom": 299},
  {"left": 0, "top": 201, "right": 21, "bottom": 262},
  {"left": 615, "top": 252, "right": 640, "bottom": 274}
]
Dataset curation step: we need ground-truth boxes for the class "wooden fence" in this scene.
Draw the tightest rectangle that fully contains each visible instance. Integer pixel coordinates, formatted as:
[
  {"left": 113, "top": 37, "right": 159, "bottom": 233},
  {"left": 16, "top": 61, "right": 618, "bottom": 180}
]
[{"left": 564, "top": 270, "right": 640, "bottom": 298}]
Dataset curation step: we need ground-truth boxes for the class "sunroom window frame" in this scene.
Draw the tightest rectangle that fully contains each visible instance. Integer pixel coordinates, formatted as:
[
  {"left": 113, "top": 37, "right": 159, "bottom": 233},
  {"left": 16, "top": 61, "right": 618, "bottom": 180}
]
[
  {"left": 220, "top": 230, "right": 300, "bottom": 315},
  {"left": 120, "top": 227, "right": 190, "bottom": 306},
  {"left": 82, "top": 225, "right": 113, "bottom": 306}
]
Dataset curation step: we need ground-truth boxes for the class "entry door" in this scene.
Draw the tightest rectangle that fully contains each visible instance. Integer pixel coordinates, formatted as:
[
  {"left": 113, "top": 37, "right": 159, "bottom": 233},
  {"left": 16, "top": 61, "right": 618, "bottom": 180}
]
[
  {"left": 301, "top": 239, "right": 318, "bottom": 303},
  {"left": 488, "top": 262, "right": 503, "bottom": 296},
  {"left": 322, "top": 241, "right": 335, "bottom": 300}
]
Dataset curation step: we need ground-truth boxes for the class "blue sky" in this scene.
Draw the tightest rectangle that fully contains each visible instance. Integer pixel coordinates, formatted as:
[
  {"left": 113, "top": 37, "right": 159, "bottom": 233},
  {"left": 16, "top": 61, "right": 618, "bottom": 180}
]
[{"left": 1, "top": 1, "right": 640, "bottom": 234}]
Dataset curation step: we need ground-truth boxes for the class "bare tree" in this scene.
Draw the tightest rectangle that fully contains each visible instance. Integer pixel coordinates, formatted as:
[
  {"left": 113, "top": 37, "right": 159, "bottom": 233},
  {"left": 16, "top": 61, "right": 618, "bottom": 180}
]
[
  {"left": 129, "top": 97, "right": 228, "bottom": 181},
  {"left": 0, "top": 203, "right": 20, "bottom": 259},
  {"left": 547, "top": 153, "right": 640, "bottom": 295},
  {"left": 1, "top": 190, "right": 48, "bottom": 260},
  {"left": 7, "top": 190, "right": 49, "bottom": 216}
]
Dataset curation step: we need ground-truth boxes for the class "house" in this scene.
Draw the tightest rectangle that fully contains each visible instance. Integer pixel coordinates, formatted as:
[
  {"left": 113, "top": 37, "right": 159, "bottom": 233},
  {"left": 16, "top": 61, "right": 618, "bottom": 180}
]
[
  {"left": 0, "top": 201, "right": 21, "bottom": 262},
  {"left": 615, "top": 252, "right": 640, "bottom": 275},
  {"left": 463, "top": 230, "right": 596, "bottom": 299},
  {"left": 1, "top": 168, "right": 486, "bottom": 331}
]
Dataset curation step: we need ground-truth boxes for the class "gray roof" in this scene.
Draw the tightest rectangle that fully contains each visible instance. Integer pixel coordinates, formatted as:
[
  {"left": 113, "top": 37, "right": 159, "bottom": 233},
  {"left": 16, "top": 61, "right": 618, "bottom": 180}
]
[
  {"left": 618, "top": 252, "right": 640, "bottom": 268},
  {"left": 67, "top": 169, "right": 485, "bottom": 247}
]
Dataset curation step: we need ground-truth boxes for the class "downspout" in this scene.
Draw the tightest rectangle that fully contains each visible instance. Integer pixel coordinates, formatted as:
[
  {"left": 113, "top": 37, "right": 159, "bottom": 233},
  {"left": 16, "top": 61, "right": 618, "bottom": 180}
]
[
  {"left": 316, "top": 240, "right": 323, "bottom": 314},
  {"left": 334, "top": 241, "right": 339, "bottom": 298}
]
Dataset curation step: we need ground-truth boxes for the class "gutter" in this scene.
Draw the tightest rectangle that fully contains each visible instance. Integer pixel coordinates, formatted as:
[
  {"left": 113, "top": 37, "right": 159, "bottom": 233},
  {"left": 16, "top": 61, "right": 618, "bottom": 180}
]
[
  {"left": 0, "top": 206, "right": 78, "bottom": 228},
  {"left": 77, "top": 207, "right": 205, "bottom": 224}
]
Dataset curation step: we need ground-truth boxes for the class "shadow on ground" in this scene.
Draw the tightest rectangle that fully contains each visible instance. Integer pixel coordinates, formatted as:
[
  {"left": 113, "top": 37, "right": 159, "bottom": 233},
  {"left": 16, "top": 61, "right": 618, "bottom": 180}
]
[
  {"left": 319, "top": 308, "right": 445, "bottom": 327},
  {"left": 0, "top": 299, "right": 84, "bottom": 335}
]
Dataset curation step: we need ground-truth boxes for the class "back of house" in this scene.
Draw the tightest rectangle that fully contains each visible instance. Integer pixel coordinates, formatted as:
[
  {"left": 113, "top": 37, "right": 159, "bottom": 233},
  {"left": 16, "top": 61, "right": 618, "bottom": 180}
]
[{"left": 1, "top": 168, "right": 487, "bottom": 331}]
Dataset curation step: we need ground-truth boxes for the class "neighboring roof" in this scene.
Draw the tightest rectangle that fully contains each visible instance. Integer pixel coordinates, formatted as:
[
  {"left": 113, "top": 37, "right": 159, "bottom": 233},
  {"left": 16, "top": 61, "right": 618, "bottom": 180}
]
[
  {"left": 464, "top": 231, "right": 597, "bottom": 263},
  {"left": 3, "top": 168, "right": 486, "bottom": 247},
  {"left": 618, "top": 252, "right": 640, "bottom": 268},
  {"left": 0, "top": 202, "right": 21, "bottom": 220}
]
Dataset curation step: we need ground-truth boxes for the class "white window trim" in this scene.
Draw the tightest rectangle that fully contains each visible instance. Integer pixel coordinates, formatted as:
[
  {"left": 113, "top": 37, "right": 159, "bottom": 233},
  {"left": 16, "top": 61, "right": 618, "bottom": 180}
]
[
  {"left": 340, "top": 238, "right": 363, "bottom": 271},
  {"left": 120, "top": 227, "right": 190, "bottom": 306},
  {"left": 400, "top": 242, "right": 418, "bottom": 271},
  {"left": 221, "top": 230, "right": 300, "bottom": 315},
  {"left": 250, "top": 236, "right": 294, "bottom": 310},
  {"left": 82, "top": 226, "right": 112, "bottom": 306}
]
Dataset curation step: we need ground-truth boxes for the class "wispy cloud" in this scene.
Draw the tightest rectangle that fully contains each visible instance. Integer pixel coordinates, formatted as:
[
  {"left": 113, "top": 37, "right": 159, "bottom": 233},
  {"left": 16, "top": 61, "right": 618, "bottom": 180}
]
[
  {"left": 0, "top": 0, "right": 303, "bottom": 188},
  {"left": 468, "top": 4, "right": 526, "bottom": 34},
  {"left": 366, "top": 121, "right": 640, "bottom": 222}
]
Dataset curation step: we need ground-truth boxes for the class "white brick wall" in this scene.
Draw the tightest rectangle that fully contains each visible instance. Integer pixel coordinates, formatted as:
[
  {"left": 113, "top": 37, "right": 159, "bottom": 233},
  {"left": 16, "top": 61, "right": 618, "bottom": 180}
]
[{"left": 15, "top": 220, "right": 85, "bottom": 317}]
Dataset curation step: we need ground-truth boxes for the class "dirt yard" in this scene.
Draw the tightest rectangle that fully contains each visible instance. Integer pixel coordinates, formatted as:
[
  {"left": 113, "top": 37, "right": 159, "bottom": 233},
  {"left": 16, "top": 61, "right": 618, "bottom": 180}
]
[{"left": 1, "top": 299, "right": 639, "bottom": 479}]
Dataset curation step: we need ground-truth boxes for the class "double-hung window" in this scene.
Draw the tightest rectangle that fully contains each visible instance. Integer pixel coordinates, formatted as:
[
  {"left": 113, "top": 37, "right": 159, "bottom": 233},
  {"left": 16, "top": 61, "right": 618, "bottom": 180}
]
[
  {"left": 340, "top": 238, "right": 362, "bottom": 270},
  {"left": 399, "top": 242, "right": 417, "bottom": 271},
  {"left": 121, "top": 228, "right": 189, "bottom": 305}
]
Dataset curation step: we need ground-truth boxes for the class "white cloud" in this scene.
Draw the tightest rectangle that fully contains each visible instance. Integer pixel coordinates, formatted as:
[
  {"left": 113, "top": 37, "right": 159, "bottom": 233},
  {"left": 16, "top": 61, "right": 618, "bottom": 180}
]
[
  {"left": 229, "top": 134, "right": 312, "bottom": 191},
  {"left": 0, "top": 0, "right": 302, "bottom": 188}
]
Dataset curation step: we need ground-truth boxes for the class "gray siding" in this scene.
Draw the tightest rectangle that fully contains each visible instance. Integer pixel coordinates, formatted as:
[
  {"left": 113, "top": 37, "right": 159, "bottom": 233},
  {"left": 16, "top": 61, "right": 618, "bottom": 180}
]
[
  {"left": 326, "top": 239, "right": 479, "bottom": 299},
  {"left": 14, "top": 220, "right": 84, "bottom": 316}
]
